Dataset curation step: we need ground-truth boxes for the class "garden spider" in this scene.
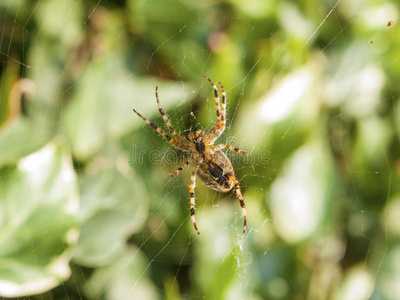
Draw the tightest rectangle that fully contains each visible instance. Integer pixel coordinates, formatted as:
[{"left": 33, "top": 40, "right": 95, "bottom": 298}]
[{"left": 133, "top": 76, "right": 247, "bottom": 235}]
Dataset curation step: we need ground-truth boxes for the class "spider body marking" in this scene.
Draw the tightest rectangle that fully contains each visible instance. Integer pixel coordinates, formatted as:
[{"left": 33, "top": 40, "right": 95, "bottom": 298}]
[
  {"left": 196, "top": 150, "right": 235, "bottom": 192},
  {"left": 188, "top": 130, "right": 235, "bottom": 191},
  {"left": 133, "top": 76, "right": 247, "bottom": 235}
]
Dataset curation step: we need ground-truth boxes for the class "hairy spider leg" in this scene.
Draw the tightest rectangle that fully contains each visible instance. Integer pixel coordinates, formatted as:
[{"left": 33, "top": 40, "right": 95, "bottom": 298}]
[
  {"left": 214, "top": 143, "right": 248, "bottom": 157},
  {"left": 218, "top": 81, "right": 227, "bottom": 123},
  {"left": 155, "top": 86, "right": 194, "bottom": 150},
  {"left": 230, "top": 175, "right": 247, "bottom": 233},
  {"left": 190, "top": 165, "right": 200, "bottom": 235},
  {"left": 203, "top": 75, "right": 221, "bottom": 119},
  {"left": 132, "top": 108, "right": 179, "bottom": 146},
  {"left": 203, "top": 77, "right": 227, "bottom": 144},
  {"left": 155, "top": 86, "right": 179, "bottom": 138},
  {"left": 133, "top": 91, "right": 193, "bottom": 151},
  {"left": 171, "top": 160, "right": 191, "bottom": 177}
]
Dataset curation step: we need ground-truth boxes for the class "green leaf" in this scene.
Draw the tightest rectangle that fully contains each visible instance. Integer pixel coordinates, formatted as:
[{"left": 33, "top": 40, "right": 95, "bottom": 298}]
[
  {"left": 0, "top": 140, "right": 78, "bottom": 297},
  {"left": 83, "top": 246, "right": 158, "bottom": 299},
  {"left": 206, "top": 246, "right": 238, "bottom": 299},
  {"left": 73, "top": 165, "right": 147, "bottom": 267},
  {"left": 192, "top": 204, "right": 248, "bottom": 298},
  {"left": 375, "top": 241, "right": 400, "bottom": 299},
  {"left": 269, "top": 139, "right": 337, "bottom": 243},
  {"left": 334, "top": 265, "right": 373, "bottom": 300},
  {"left": 0, "top": 118, "right": 49, "bottom": 168}
]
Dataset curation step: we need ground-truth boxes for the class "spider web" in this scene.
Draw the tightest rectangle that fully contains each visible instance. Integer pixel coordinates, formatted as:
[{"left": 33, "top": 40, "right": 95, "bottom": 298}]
[{"left": 0, "top": 0, "right": 399, "bottom": 299}]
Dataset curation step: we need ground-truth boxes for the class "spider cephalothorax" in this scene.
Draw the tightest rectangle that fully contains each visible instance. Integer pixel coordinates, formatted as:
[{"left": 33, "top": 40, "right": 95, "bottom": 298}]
[
  {"left": 189, "top": 130, "right": 206, "bottom": 155},
  {"left": 133, "top": 76, "right": 247, "bottom": 235}
]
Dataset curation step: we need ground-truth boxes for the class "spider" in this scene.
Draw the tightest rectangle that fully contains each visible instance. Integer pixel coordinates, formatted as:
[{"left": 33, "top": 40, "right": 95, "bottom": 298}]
[{"left": 133, "top": 76, "right": 247, "bottom": 235}]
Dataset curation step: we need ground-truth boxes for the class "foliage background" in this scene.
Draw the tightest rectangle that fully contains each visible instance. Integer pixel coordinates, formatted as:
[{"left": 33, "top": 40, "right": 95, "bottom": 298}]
[{"left": 1, "top": 0, "right": 400, "bottom": 299}]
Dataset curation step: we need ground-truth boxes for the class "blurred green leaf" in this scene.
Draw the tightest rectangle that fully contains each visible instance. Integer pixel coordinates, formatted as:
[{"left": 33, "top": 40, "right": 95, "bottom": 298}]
[
  {"left": 83, "top": 246, "right": 158, "bottom": 300},
  {"left": 334, "top": 265, "right": 373, "bottom": 300},
  {"left": 270, "top": 138, "right": 337, "bottom": 243},
  {"left": 375, "top": 241, "right": 400, "bottom": 299},
  {"left": 126, "top": 0, "right": 217, "bottom": 80},
  {"left": 24, "top": 0, "right": 83, "bottom": 137},
  {"left": 0, "top": 118, "right": 48, "bottom": 168},
  {"left": 206, "top": 246, "right": 238, "bottom": 299},
  {"left": 0, "top": 139, "right": 78, "bottom": 297},
  {"left": 193, "top": 203, "right": 249, "bottom": 298},
  {"left": 34, "top": 0, "right": 83, "bottom": 41},
  {"left": 73, "top": 164, "right": 147, "bottom": 267}
]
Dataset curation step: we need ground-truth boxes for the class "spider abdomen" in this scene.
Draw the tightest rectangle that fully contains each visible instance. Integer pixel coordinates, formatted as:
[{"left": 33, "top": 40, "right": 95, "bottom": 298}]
[{"left": 196, "top": 150, "right": 234, "bottom": 192}]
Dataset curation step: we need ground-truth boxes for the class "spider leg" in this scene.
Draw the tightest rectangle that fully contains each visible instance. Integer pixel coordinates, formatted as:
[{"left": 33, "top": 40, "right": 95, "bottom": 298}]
[
  {"left": 214, "top": 143, "right": 247, "bottom": 157},
  {"left": 190, "top": 165, "right": 200, "bottom": 235},
  {"left": 133, "top": 109, "right": 193, "bottom": 151},
  {"left": 230, "top": 175, "right": 247, "bottom": 233},
  {"left": 218, "top": 81, "right": 227, "bottom": 123},
  {"left": 133, "top": 108, "right": 178, "bottom": 145},
  {"left": 203, "top": 77, "right": 227, "bottom": 144},
  {"left": 203, "top": 75, "right": 221, "bottom": 119},
  {"left": 155, "top": 87, "right": 180, "bottom": 138},
  {"left": 171, "top": 160, "right": 191, "bottom": 177},
  {"left": 155, "top": 86, "right": 195, "bottom": 150}
]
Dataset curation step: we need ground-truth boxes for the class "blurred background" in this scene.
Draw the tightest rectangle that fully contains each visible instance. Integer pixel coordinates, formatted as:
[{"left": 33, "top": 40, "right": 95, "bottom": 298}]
[{"left": 1, "top": 0, "right": 400, "bottom": 299}]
